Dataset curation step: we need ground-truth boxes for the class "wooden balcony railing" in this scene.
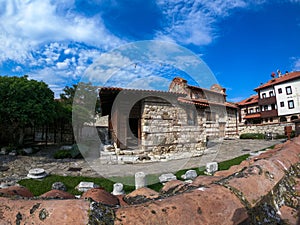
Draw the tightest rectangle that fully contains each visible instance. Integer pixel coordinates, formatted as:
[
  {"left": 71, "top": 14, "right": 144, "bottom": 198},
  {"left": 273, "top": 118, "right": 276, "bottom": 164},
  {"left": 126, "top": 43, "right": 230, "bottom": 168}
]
[
  {"left": 258, "top": 96, "right": 276, "bottom": 105},
  {"left": 260, "top": 109, "right": 278, "bottom": 118}
]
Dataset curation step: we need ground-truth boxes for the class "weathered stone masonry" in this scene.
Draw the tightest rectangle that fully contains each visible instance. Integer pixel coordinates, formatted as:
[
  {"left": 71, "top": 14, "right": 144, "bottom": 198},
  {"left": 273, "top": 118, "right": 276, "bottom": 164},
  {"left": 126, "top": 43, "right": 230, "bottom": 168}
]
[{"left": 141, "top": 97, "right": 206, "bottom": 154}]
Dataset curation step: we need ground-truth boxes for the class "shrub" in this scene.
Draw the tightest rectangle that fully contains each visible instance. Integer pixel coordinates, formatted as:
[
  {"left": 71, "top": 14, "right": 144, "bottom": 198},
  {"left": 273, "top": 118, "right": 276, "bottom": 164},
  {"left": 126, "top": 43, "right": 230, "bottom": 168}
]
[
  {"left": 53, "top": 150, "right": 72, "bottom": 159},
  {"left": 240, "top": 133, "right": 265, "bottom": 139}
]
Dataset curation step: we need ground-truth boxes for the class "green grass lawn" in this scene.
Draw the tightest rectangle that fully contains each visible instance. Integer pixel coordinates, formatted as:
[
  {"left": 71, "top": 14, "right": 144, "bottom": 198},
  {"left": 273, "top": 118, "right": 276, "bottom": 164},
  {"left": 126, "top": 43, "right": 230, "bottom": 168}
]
[{"left": 18, "top": 153, "right": 250, "bottom": 196}]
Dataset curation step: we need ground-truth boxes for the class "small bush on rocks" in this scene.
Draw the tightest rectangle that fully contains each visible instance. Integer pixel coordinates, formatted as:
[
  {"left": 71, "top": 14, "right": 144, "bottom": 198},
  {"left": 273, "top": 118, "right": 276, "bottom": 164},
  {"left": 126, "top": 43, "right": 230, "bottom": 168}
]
[{"left": 240, "top": 133, "right": 265, "bottom": 139}]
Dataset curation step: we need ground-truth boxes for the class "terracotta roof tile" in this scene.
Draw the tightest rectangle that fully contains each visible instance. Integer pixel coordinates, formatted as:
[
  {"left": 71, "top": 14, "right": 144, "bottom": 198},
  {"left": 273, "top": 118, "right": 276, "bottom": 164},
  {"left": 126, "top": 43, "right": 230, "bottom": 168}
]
[
  {"left": 237, "top": 95, "right": 259, "bottom": 106},
  {"left": 254, "top": 71, "right": 300, "bottom": 91}
]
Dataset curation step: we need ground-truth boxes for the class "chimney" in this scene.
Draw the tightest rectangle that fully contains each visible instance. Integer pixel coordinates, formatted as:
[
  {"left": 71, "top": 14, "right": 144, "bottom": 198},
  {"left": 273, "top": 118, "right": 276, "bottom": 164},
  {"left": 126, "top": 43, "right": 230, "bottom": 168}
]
[
  {"left": 277, "top": 69, "right": 282, "bottom": 77},
  {"left": 271, "top": 72, "right": 276, "bottom": 78}
]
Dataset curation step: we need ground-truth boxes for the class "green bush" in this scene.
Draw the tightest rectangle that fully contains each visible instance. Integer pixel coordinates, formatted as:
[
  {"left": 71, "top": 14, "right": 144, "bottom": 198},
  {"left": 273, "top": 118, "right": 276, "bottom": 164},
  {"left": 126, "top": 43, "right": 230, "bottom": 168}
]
[
  {"left": 53, "top": 150, "right": 72, "bottom": 159},
  {"left": 240, "top": 133, "right": 265, "bottom": 139},
  {"left": 53, "top": 145, "right": 83, "bottom": 159}
]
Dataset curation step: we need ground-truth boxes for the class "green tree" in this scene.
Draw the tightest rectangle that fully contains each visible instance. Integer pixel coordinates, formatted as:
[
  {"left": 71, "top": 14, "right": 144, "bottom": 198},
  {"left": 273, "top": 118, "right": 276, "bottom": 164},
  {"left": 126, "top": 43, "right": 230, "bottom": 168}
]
[
  {"left": 0, "top": 75, "right": 55, "bottom": 145},
  {"left": 60, "top": 82, "right": 100, "bottom": 141}
]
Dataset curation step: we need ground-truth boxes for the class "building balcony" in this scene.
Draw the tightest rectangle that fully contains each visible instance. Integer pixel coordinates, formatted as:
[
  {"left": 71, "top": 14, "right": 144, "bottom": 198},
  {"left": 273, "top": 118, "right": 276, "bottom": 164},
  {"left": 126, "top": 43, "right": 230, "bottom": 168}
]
[
  {"left": 260, "top": 109, "right": 278, "bottom": 118},
  {"left": 258, "top": 96, "right": 276, "bottom": 105},
  {"left": 244, "top": 113, "right": 261, "bottom": 119}
]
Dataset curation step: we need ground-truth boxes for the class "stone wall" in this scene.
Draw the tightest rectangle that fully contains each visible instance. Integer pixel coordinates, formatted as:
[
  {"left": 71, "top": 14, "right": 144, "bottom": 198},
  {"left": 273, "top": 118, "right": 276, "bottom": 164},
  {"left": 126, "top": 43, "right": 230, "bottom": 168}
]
[
  {"left": 141, "top": 98, "right": 206, "bottom": 154},
  {"left": 140, "top": 98, "right": 238, "bottom": 155},
  {"left": 239, "top": 122, "right": 295, "bottom": 136}
]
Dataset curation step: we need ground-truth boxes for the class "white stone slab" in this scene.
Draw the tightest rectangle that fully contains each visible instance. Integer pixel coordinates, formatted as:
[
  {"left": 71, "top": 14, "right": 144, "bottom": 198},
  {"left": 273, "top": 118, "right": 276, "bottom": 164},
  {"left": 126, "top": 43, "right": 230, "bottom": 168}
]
[
  {"left": 27, "top": 168, "right": 48, "bottom": 179},
  {"left": 181, "top": 170, "right": 197, "bottom": 180},
  {"left": 205, "top": 162, "right": 218, "bottom": 174},
  {"left": 28, "top": 168, "right": 45, "bottom": 175},
  {"left": 76, "top": 181, "right": 99, "bottom": 192},
  {"left": 111, "top": 183, "right": 125, "bottom": 195},
  {"left": 159, "top": 173, "right": 177, "bottom": 183}
]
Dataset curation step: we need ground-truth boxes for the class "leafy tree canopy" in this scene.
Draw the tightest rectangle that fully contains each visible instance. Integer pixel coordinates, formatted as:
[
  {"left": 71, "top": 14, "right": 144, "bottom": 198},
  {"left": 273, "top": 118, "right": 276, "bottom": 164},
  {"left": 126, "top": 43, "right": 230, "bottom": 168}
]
[{"left": 0, "top": 75, "right": 55, "bottom": 145}]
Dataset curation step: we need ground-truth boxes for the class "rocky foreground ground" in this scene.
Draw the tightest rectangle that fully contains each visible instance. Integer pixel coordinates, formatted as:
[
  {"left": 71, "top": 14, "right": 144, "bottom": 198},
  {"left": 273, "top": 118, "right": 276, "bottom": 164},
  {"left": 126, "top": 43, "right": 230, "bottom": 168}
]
[{"left": 0, "top": 137, "right": 299, "bottom": 224}]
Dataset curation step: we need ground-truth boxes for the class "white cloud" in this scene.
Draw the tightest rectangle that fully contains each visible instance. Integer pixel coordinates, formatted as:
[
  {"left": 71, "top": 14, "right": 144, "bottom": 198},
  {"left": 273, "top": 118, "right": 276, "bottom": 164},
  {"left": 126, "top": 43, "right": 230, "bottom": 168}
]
[
  {"left": 155, "top": 0, "right": 264, "bottom": 46},
  {"left": 292, "top": 58, "right": 300, "bottom": 70},
  {"left": 0, "top": 0, "right": 123, "bottom": 64},
  {"left": 12, "top": 66, "right": 22, "bottom": 73}
]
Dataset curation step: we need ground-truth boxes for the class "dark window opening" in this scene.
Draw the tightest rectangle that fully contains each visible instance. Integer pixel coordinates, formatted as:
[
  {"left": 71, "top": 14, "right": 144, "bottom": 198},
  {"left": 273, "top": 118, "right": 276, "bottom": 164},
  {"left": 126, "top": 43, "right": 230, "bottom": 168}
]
[
  {"left": 286, "top": 86, "right": 292, "bottom": 95},
  {"left": 288, "top": 100, "right": 294, "bottom": 109},
  {"left": 271, "top": 104, "right": 276, "bottom": 110},
  {"left": 280, "top": 116, "right": 287, "bottom": 122},
  {"left": 206, "top": 111, "right": 216, "bottom": 122},
  {"left": 187, "top": 109, "right": 197, "bottom": 125}
]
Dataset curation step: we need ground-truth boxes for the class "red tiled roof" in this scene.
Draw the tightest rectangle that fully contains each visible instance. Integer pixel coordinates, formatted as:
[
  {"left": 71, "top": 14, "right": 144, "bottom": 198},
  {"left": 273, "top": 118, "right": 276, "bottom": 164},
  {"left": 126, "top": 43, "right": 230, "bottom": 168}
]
[
  {"left": 177, "top": 97, "right": 238, "bottom": 109},
  {"left": 177, "top": 97, "right": 209, "bottom": 107},
  {"left": 99, "top": 86, "right": 176, "bottom": 94},
  {"left": 187, "top": 85, "right": 227, "bottom": 96},
  {"left": 254, "top": 71, "right": 300, "bottom": 91},
  {"left": 225, "top": 102, "right": 238, "bottom": 109},
  {"left": 244, "top": 113, "right": 261, "bottom": 119},
  {"left": 237, "top": 95, "right": 259, "bottom": 106}
]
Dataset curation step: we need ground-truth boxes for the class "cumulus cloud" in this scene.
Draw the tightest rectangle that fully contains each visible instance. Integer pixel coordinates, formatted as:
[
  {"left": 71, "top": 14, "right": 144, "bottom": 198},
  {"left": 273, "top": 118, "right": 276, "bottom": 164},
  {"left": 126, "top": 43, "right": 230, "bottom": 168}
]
[{"left": 0, "top": 0, "right": 122, "bottom": 65}]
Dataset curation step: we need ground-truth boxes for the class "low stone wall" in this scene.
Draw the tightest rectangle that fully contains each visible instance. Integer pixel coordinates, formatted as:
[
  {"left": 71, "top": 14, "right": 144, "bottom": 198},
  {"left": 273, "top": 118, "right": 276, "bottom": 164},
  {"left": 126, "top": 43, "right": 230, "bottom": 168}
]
[
  {"left": 239, "top": 122, "right": 295, "bottom": 136},
  {"left": 1, "top": 137, "right": 300, "bottom": 224}
]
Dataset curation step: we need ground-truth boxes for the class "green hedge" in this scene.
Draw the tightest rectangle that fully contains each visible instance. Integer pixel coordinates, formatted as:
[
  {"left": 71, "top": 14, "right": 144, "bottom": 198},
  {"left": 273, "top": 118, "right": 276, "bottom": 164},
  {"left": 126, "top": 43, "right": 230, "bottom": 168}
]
[{"left": 240, "top": 133, "right": 265, "bottom": 139}]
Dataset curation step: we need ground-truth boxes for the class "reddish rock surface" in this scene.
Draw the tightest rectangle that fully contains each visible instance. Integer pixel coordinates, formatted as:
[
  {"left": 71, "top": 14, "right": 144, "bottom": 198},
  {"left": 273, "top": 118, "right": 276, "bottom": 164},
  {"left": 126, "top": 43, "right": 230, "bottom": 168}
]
[
  {"left": 190, "top": 175, "right": 223, "bottom": 187},
  {"left": 0, "top": 197, "right": 89, "bottom": 225},
  {"left": 124, "top": 187, "right": 160, "bottom": 204},
  {"left": 160, "top": 180, "right": 187, "bottom": 195},
  {"left": 279, "top": 205, "right": 298, "bottom": 225},
  {"left": 81, "top": 187, "right": 119, "bottom": 206},
  {"left": 227, "top": 159, "right": 285, "bottom": 207},
  {"left": 40, "top": 190, "right": 75, "bottom": 199},
  {"left": 0, "top": 137, "right": 299, "bottom": 224},
  {"left": 115, "top": 184, "right": 248, "bottom": 225},
  {"left": 0, "top": 186, "right": 33, "bottom": 198},
  {"left": 115, "top": 194, "right": 128, "bottom": 207}
]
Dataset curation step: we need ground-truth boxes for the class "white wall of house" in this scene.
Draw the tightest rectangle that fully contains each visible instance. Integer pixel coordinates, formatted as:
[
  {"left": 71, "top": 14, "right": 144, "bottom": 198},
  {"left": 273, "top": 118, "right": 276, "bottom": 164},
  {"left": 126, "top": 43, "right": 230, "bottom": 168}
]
[
  {"left": 260, "top": 87, "right": 275, "bottom": 98},
  {"left": 275, "top": 78, "right": 300, "bottom": 116}
]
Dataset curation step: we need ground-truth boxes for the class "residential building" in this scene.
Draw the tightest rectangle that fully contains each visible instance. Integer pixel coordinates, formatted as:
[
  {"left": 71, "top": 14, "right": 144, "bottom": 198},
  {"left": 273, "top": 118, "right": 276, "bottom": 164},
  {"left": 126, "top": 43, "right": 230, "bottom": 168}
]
[
  {"left": 237, "top": 95, "right": 261, "bottom": 124},
  {"left": 254, "top": 71, "right": 300, "bottom": 123}
]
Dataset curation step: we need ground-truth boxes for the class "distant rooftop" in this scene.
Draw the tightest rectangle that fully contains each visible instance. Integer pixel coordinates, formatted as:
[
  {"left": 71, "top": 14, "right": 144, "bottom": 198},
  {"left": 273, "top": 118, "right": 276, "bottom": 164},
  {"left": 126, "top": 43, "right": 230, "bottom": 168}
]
[
  {"left": 254, "top": 71, "right": 300, "bottom": 91},
  {"left": 237, "top": 95, "right": 258, "bottom": 106}
]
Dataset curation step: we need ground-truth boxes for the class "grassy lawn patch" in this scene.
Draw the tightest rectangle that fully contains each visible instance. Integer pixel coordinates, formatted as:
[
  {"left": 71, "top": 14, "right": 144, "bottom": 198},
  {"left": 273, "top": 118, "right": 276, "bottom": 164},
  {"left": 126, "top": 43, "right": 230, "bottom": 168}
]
[
  {"left": 18, "top": 153, "right": 254, "bottom": 196},
  {"left": 18, "top": 175, "right": 115, "bottom": 196},
  {"left": 218, "top": 154, "right": 250, "bottom": 171}
]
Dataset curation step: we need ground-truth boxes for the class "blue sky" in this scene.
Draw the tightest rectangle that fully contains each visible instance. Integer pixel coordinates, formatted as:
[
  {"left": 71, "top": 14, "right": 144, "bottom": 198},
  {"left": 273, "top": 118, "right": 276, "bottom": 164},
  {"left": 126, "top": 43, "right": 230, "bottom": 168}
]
[{"left": 0, "top": 0, "right": 300, "bottom": 102}]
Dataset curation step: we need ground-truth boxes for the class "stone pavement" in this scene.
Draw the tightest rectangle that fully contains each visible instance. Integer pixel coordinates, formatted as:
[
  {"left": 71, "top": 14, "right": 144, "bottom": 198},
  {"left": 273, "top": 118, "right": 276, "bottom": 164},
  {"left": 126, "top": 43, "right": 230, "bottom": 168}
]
[{"left": 0, "top": 138, "right": 283, "bottom": 186}]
